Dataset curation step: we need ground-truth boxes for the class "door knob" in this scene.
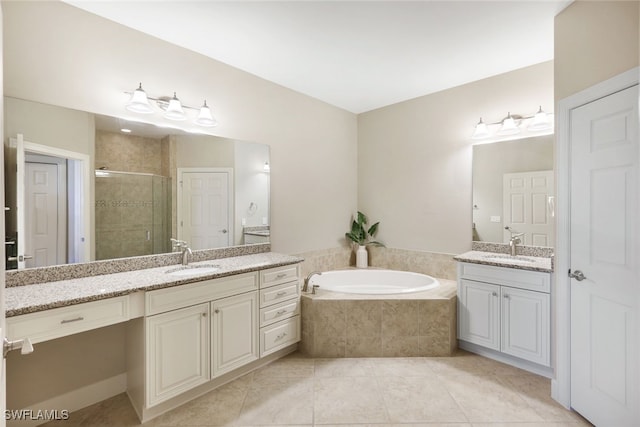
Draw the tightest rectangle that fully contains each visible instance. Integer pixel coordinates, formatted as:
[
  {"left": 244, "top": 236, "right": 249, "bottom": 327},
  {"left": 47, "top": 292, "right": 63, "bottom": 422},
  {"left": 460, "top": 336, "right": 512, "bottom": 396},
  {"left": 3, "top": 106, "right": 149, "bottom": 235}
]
[
  {"left": 220, "top": 229, "right": 228, "bottom": 234},
  {"left": 569, "top": 269, "right": 587, "bottom": 281}
]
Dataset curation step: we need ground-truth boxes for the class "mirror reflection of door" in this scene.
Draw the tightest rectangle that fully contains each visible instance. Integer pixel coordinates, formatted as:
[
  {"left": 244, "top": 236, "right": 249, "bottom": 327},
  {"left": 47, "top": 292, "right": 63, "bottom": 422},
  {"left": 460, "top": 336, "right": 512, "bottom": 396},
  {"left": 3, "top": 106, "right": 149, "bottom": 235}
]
[
  {"left": 24, "top": 158, "right": 66, "bottom": 268},
  {"left": 10, "top": 134, "right": 90, "bottom": 270},
  {"left": 178, "top": 168, "right": 232, "bottom": 250},
  {"left": 502, "top": 170, "right": 555, "bottom": 246}
]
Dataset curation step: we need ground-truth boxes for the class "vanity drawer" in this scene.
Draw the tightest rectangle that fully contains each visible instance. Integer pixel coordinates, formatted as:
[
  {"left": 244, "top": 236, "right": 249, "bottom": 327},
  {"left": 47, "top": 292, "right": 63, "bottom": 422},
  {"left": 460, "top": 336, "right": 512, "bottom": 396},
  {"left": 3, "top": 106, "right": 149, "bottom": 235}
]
[
  {"left": 458, "top": 262, "right": 551, "bottom": 293},
  {"left": 260, "top": 316, "right": 300, "bottom": 357},
  {"left": 260, "top": 265, "right": 300, "bottom": 288},
  {"left": 7, "top": 296, "right": 129, "bottom": 344},
  {"left": 260, "top": 298, "right": 300, "bottom": 327},
  {"left": 259, "top": 281, "right": 299, "bottom": 308},
  {"left": 146, "top": 272, "right": 258, "bottom": 315}
]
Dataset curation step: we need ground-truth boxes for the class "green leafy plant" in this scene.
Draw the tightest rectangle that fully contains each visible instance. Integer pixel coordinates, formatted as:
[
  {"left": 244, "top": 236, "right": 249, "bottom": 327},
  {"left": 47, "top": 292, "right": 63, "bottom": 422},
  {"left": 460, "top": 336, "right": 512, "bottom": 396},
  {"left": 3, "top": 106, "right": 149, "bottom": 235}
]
[{"left": 345, "top": 211, "right": 384, "bottom": 246}]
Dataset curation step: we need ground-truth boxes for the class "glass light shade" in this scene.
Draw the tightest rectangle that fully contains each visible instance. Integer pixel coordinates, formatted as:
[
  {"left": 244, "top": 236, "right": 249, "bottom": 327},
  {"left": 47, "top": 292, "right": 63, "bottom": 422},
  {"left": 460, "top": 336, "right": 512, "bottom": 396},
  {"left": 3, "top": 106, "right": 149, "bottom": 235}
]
[
  {"left": 164, "top": 93, "right": 187, "bottom": 121},
  {"left": 497, "top": 113, "right": 520, "bottom": 136},
  {"left": 528, "top": 106, "right": 551, "bottom": 131},
  {"left": 125, "top": 83, "right": 154, "bottom": 114},
  {"left": 194, "top": 101, "right": 218, "bottom": 127},
  {"left": 472, "top": 118, "right": 490, "bottom": 140}
]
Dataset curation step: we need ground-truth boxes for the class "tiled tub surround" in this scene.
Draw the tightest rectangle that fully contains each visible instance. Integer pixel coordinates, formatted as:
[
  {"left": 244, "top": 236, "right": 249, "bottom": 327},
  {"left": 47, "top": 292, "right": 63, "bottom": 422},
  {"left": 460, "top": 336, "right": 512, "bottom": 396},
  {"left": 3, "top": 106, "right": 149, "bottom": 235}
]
[
  {"left": 300, "top": 279, "right": 457, "bottom": 357},
  {"left": 297, "top": 245, "right": 458, "bottom": 280},
  {"left": 6, "top": 248, "right": 300, "bottom": 317}
]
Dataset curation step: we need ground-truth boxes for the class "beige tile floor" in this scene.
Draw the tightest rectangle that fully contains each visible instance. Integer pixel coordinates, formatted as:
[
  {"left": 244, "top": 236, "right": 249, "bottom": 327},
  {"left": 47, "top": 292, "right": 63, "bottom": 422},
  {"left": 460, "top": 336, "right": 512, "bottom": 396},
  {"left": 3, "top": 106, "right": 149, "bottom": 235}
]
[{"left": 43, "top": 351, "right": 592, "bottom": 427}]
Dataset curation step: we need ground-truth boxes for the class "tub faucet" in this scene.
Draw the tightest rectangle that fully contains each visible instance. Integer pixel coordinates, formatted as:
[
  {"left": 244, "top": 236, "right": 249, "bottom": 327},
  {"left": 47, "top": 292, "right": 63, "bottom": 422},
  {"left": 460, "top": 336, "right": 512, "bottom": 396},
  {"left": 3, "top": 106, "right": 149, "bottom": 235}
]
[
  {"left": 171, "top": 238, "right": 193, "bottom": 266},
  {"left": 302, "top": 271, "right": 322, "bottom": 293}
]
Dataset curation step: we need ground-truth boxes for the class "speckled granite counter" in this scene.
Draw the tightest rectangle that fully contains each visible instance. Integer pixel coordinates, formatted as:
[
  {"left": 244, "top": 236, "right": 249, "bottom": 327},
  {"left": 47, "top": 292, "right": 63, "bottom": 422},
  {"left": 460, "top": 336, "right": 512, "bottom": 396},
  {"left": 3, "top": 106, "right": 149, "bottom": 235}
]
[
  {"left": 6, "top": 252, "right": 303, "bottom": 317},
  {"left": 453, "top": 250, "right": 553, "bottom": 273}
]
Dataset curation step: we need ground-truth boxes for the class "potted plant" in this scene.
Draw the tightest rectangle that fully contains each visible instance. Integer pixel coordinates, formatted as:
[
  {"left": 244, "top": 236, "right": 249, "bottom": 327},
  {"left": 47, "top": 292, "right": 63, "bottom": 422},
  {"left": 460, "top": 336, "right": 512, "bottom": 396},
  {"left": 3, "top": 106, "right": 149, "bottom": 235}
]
[{"left": 345, "top": 211, "right": 384, "bottom": 268}]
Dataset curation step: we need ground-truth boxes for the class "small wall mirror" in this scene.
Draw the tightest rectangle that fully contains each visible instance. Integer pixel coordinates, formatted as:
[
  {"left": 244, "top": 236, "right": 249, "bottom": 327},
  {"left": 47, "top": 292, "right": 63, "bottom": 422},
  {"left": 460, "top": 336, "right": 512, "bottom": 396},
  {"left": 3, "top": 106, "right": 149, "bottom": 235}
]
[
  {"left": 472, "top": 135, "right": 554, "bottom": 247},
  {"left": 4, "top": 97, "right": 270, "bottom": 270}
]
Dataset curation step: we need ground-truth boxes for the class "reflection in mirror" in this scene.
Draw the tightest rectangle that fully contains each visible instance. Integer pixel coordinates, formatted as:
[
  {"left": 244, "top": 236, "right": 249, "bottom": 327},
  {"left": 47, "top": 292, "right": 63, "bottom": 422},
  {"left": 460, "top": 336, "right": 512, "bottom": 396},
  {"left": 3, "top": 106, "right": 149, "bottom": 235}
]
[
  {"left": 4, "top": 96, "right": 270, "bottom": 270},
  {"left": 472, "top": 135, "right": 554, "bottom": 247}
]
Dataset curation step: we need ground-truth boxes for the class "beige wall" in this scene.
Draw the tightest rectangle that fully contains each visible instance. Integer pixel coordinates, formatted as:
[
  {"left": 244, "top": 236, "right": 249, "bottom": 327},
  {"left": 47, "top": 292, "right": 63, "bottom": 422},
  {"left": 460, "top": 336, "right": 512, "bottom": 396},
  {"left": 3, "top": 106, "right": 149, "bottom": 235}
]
[
  {"left": 3, "top": 0, "right": 358, "bottom": 256},
  {"left": 358, "top": 61, "right": 554, "bottom": 255},
  {"left": 555, "top": 1, "right": 639, "bottom": 101}
]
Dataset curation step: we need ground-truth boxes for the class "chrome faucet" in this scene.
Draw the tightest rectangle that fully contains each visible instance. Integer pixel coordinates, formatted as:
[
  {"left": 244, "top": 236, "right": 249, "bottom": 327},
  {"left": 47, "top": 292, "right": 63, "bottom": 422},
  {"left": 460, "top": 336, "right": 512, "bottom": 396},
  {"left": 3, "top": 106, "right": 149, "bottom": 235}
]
[
  {"left": 302, "top": 271, "right": 322, "bottom": 293},
  {"left": 508, "top": 233, "right": 524, "bottom": 256},
  {"left": 171, "top": 238, "right": 193, "bottom": 266}
]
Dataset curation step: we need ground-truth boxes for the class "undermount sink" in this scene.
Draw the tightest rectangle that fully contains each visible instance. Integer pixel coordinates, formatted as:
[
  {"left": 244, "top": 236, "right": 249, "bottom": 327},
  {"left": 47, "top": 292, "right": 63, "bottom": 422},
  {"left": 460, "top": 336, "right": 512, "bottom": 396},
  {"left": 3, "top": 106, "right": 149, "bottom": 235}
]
[
  {"left": 165, "top": 264, "right": 220, "bottom": 276},
  {"left": 481, "top": 254, "right": 538, "bottom": 265}
]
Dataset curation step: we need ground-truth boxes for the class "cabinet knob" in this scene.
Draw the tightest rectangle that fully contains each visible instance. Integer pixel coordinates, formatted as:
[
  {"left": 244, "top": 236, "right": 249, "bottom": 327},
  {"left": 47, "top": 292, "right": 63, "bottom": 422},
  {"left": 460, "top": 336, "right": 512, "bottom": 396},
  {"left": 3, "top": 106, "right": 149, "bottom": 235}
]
[
  {"left": 492, "top": 291, "right": 498, "bottom": 297},
  {"left": 214, "top": 309, "right": 220, "bottom": 314},
  {"left": 503, "top": 294, "right": 510, "bottom": 299}
]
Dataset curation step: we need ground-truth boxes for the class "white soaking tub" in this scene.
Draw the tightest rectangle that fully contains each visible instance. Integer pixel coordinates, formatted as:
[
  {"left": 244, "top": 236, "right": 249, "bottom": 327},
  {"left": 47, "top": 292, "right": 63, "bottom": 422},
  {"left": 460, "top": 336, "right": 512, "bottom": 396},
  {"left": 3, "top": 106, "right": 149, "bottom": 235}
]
[{"left": 309, "top": 269, "right": 440, "bottom": 295}]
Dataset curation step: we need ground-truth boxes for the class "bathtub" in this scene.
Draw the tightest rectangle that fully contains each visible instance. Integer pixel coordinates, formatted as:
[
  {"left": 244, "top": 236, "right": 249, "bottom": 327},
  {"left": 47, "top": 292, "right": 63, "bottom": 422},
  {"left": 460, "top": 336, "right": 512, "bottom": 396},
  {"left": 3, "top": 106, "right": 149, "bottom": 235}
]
[
  {"left": 309, "top": 268, "right": 440, "bottom": 295},
  {"left": 300, "top": 268, "right": 456, "bottom": 358}
]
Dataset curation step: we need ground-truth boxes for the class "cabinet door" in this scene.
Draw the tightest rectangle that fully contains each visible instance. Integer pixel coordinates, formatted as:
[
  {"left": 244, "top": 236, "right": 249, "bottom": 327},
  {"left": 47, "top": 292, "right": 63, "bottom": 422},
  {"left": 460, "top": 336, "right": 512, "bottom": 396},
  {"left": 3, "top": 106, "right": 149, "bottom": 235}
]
[
  {"left": 501, "top": 286, "right": 550, "bottom": 366},
  {"left": 458, "top": 279, "right": 500, "bottom": 350},
  {"left": 211, "top": 291, "right": 259, "bottom": 377},
  {"left": 146, "top": 303, "right": 210, "bottom": 407}
]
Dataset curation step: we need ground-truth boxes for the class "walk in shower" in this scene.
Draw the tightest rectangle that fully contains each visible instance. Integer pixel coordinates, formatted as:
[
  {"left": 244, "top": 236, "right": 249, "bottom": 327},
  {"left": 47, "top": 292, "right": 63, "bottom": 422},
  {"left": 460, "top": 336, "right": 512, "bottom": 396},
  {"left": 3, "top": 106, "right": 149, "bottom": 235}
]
[{"left": 95, "top": 170, "right": 171, "bottom": 260}]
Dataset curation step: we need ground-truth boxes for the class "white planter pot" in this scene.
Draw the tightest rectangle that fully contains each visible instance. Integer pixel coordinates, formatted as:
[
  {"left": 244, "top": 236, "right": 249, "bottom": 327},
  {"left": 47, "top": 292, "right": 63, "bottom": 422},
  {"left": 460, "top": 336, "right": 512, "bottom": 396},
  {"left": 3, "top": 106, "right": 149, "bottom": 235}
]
[{"left": 356, "top": 245, "right": 368, "bottom": 268}]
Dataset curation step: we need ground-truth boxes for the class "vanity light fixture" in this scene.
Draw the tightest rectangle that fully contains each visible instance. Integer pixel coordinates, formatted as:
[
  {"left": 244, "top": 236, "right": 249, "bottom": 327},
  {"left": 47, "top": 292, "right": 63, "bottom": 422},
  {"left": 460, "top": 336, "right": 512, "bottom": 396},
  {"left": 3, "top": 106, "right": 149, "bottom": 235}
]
[
  {"left": 194, "top": 101, "right": 218, "bottom": 127},
  {"left": 125, "top": 83, "right": 154, "bottom": 114},
  {"left": 527, "top": 106, "right": 551, "bottom": 131},
  {"left": 497, "top": 112, "right": 520, "bottom": 136},
  {"left": 163, "top": 92, "right": 187, "bottom": 121},
  {"left": 124, "top": 83, "right": 218, "bottom": 127},
  {"left": 471, "top": 106, "right": 553, "bottom": 142},
  {"left": 471, "top": 118, "right": 490, "bottom": 140}
]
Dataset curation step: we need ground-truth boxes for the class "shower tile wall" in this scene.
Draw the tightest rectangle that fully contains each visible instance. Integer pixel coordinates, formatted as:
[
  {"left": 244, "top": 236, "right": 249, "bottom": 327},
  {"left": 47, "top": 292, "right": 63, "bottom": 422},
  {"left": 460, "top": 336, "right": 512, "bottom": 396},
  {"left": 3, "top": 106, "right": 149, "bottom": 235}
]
[
  {"left": 95, "top": 130, "right": 170, "bottom": 175},
  {"left": 95, "top": 131, "right": 171, "bottom": 260}
]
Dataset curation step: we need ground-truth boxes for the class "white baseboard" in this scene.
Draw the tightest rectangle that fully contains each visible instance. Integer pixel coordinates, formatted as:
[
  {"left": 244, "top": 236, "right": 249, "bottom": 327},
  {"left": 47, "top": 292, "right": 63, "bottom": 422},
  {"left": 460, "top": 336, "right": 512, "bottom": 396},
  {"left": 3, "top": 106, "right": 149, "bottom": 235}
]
[{"left": 7, "top": 373, "right": 127, "bottom": 427}]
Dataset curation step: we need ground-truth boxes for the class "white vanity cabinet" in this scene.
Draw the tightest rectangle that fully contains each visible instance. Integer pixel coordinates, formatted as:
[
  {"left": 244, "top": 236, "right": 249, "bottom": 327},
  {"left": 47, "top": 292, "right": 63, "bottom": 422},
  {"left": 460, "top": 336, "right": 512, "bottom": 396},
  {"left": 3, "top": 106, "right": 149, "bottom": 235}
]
[
  {"left": 259, "top": 265, "right": 301, "bottom": 357},
  {"left": 142, "top": 271, "right": 259, "bottom": 407},
  {"left": 211, "top": 291, "right": 259, "bottom": 377},
  {"left": 128, "top": 263, "right": 302, "bottom": 419},
  {"left": 146, "top": 302, "right": 210, "bottom": 407},
  {"left": 457, "top": 262, "right": 551, "bottom": 373}
]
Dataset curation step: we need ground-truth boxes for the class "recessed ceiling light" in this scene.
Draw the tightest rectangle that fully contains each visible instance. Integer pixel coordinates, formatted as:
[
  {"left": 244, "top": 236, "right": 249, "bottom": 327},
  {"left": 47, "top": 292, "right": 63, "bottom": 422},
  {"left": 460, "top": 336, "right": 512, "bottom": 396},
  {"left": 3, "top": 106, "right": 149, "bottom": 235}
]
[{"left": 121, "top": 128, "right": 132, "bottom": 133}]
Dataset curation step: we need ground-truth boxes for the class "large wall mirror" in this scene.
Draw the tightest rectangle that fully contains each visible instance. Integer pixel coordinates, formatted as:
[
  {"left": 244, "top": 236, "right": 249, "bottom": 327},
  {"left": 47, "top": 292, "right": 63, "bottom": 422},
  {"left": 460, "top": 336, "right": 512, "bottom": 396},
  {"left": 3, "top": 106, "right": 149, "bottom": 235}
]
[
  {"left": 4, "top": 96, "right": 270, "bottom": 270},
  {"left": 472, "top": 135, "right": 554, "bottom": 247}
]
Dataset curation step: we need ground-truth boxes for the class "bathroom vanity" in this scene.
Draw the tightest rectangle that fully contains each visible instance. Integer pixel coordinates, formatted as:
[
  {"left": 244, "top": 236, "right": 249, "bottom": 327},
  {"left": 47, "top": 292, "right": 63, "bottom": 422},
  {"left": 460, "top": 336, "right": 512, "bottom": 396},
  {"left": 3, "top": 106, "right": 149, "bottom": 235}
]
[
  {"left": 5, "top": 250, "right": 302, "bottom": 423},
  {"left": 454, "top": 249, "right": 553, "bottom": 377}
]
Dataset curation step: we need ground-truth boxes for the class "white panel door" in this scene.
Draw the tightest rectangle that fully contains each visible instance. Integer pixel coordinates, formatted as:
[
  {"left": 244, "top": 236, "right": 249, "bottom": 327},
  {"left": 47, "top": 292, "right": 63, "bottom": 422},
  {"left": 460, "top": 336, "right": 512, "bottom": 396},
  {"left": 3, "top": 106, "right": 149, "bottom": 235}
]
[
  {"left": 570, "top": 84, "right": 639, "bottom": 426},
  {"left": 458, "top": 279, "right": 500, "bottom": 350},
  {"left": 25, "top": 162, "right": 59, "bottom": 268},
  {"left": 503, "top": 170, "right": 554, "bottom": 246},
  {"left": 211, "top": 292, "right": 258, "bottom": 377},
  {"left": 180, "top": 171, "right": 231, "bottom": 250}
]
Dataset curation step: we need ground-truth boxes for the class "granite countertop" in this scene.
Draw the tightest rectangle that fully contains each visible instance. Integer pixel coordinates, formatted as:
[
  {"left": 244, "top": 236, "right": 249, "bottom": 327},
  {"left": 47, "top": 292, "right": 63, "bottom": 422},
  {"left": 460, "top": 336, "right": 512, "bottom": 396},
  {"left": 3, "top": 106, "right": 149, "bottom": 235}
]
[
  {"left": 6, "top": 252, "right": 302, "bottom": 317},
  {"left": 453, "top": 250, "right": 553, "bottom": 273}
]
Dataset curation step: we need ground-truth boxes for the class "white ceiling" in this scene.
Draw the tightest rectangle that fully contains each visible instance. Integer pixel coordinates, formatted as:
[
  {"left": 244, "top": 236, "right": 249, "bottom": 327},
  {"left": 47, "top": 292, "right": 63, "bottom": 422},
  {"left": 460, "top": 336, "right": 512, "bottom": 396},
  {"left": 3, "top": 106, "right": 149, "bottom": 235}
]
[{"left": 66, "top": 1, "right": 571, "bottom": 114}]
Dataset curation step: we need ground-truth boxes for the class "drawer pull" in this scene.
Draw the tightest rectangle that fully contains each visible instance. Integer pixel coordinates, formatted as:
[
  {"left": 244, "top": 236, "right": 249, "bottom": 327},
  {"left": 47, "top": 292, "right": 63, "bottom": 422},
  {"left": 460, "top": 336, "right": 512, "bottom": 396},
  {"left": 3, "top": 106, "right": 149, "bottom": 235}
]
[
  {"left": 276, "top": 309, "right": 287, "bottom": 316},
  {"left": 60, "top": 316, "right": 84, "bottom": 324},
  {"left": 275, "top": 273, "right": 287, "bottom": 279},
  {"left": 275, "top": 332, "right": 288, "bottom": 341},
  {"left": 276, "top": 291, "right": 288, "bottom": 296}
]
